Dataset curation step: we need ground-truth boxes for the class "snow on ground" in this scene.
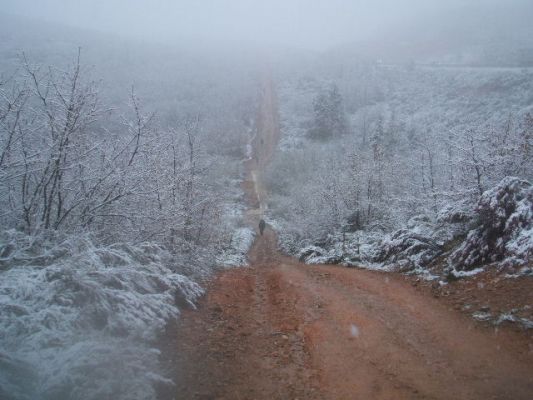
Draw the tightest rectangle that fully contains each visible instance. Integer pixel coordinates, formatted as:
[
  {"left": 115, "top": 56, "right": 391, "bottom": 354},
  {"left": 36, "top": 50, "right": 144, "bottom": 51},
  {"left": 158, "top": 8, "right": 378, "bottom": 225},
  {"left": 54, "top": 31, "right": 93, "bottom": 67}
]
[
  {"left": 216, "top": 175, "right": 256, "bottom": 267},
  {"left": 472, "top": 308, "right": 533, "bottom": 330},
  {"left": 0, "top": 230, "right": 203, "bottom": 400},
  {"left": 216, "top": 227, "right": 255, "bottom": 267},
  {"left": 450, "top": 268, "right": 485, "bottom": 278}
]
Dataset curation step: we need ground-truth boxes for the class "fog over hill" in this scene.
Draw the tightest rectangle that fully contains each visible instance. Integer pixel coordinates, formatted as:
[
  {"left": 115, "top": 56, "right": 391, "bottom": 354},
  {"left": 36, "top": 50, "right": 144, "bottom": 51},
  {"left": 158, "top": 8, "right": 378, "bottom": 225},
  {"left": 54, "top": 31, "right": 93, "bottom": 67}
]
[
  {"left": 328, "top": 1, "right": 533, "bottom": 66},
  {"left": 3, "top": 0, "right": 532, "bottom": 52}
]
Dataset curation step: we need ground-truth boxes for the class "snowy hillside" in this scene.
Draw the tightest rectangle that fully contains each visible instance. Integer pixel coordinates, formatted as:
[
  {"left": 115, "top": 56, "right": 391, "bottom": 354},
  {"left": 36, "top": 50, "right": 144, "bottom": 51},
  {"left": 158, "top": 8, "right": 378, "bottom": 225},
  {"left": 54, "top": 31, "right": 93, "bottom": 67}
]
[{"left": 266, "top": 63, "right": 533, "bottom": 280}]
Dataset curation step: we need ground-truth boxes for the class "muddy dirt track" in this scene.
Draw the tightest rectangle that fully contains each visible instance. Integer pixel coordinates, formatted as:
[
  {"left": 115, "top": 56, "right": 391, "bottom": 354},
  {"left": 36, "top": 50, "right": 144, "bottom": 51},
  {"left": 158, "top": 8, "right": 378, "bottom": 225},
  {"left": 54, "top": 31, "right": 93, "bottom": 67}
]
[{"left": 162, "top": 77, "right": 533, "bottom": 400}]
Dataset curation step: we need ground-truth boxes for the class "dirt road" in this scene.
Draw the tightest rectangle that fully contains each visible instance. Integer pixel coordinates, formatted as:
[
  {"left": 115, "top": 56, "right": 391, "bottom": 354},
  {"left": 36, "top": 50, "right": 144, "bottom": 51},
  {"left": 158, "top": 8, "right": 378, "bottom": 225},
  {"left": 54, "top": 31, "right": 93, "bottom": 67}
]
[
  {"left": 163, "top": 77, "right": 533, "bottom": 400},
  {"left": 168, "top": 233, "right": 533, "bottom": 400}
]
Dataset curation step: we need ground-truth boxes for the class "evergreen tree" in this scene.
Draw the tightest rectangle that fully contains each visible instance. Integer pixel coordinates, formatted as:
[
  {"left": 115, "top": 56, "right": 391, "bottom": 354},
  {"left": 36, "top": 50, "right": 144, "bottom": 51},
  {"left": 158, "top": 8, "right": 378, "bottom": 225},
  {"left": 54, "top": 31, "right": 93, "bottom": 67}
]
[{"left": 309, "top": 84, "right": 348, "bottom": 140}]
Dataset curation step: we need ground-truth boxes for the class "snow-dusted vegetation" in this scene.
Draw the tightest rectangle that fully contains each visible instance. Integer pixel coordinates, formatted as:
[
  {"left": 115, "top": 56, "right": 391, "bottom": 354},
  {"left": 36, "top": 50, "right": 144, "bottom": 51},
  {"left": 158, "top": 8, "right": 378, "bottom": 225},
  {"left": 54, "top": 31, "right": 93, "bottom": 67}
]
[
  {"left": 267, "top": 63, "right": 533, "bottom": 278},
  {"left": 450, "top": 177, "right": 532, "bottom": 271},
  {"left": 0, "top": 16, "right": 257, "bottom": 399},
  {"left": 0, "top": 231, "right": 203, "bottom": 400}
]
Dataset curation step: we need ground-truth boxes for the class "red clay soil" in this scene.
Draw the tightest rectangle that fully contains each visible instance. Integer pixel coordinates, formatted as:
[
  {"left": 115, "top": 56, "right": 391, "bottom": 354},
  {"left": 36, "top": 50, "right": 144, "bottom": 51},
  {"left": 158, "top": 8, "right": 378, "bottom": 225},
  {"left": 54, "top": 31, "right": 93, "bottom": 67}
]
[
  {"left": 163, "top": 227, "right": 533, "bottom": 400},
  {"left": 164, "top": 230, "right": 533, "bottom": 400},
  {"left": 159, "top": 75, "right": 533, "bottom": 400},
  {"left": 410, "top": 268, "right": 533, "bottom": 335}
]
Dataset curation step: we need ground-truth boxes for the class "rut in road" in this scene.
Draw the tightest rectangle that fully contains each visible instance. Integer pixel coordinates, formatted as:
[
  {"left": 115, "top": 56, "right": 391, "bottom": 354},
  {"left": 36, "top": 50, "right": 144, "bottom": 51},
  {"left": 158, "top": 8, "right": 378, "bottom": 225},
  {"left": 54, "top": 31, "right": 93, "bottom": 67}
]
[{"left": 163, "top": 76, "right": 533, "bottom": 400}]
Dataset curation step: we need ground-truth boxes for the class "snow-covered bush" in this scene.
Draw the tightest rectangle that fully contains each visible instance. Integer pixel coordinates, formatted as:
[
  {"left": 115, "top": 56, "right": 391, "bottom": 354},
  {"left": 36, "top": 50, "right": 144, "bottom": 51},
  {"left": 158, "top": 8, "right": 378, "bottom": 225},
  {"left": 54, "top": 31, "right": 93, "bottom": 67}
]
[
  {"left": 375, "top": 224, "right": 442, "bottom": 272},
  {"left": 437, "top": 200, "right": 475, "bottom": 224},
  {"left": 295, "top": 231, "right": 384, "bottom": 268},
  {"left": 0, "top": 230, "right": 203, "bottom": 400},
  {"left": 298, "top": 245, "right": 342, "bottom": 265},
  {"left": 451, "top": 177, "right": 533, "bottom": 270}
]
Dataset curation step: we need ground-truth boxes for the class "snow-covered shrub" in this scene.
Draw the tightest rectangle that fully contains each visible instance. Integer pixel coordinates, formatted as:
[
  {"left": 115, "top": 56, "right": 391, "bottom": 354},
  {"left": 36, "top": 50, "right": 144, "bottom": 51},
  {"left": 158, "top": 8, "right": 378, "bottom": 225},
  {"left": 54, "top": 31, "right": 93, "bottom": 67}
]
[
  {"left": 437, "top": 200, "right": 475, "bottom": 224},
  {"left": 295, "top": 231, "right": 385, "bottom": 268},
  {"left": 374, "top": 216, "right": 442, "bottom": 272},
  {"left": 298, "top": 245, "right": 324, "bottom": 262},
  {"left": 0, "top": 230, "right": 203, "bottom": 400},
  {"left": 298, "top": 245, "right": 342, "bottom": 264},
  {"left": 450, "top": 177, "right": 533, "bottom": 270}
]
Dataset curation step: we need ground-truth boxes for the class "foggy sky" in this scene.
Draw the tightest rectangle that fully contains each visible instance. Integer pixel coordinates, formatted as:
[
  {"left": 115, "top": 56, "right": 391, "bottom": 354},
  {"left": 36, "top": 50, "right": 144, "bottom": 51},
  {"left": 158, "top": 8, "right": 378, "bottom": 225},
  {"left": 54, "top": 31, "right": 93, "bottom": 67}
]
[{"left": 1, "top": 0, "right": 529, "bottom": 49}]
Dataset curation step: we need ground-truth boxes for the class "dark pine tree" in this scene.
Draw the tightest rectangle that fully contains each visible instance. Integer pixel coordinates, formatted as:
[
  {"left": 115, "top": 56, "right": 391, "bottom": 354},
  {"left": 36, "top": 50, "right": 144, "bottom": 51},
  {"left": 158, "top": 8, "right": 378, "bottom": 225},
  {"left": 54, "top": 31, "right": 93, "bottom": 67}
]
[{"left": 309, "top": 84, "right": 348, "bottom": 140}]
